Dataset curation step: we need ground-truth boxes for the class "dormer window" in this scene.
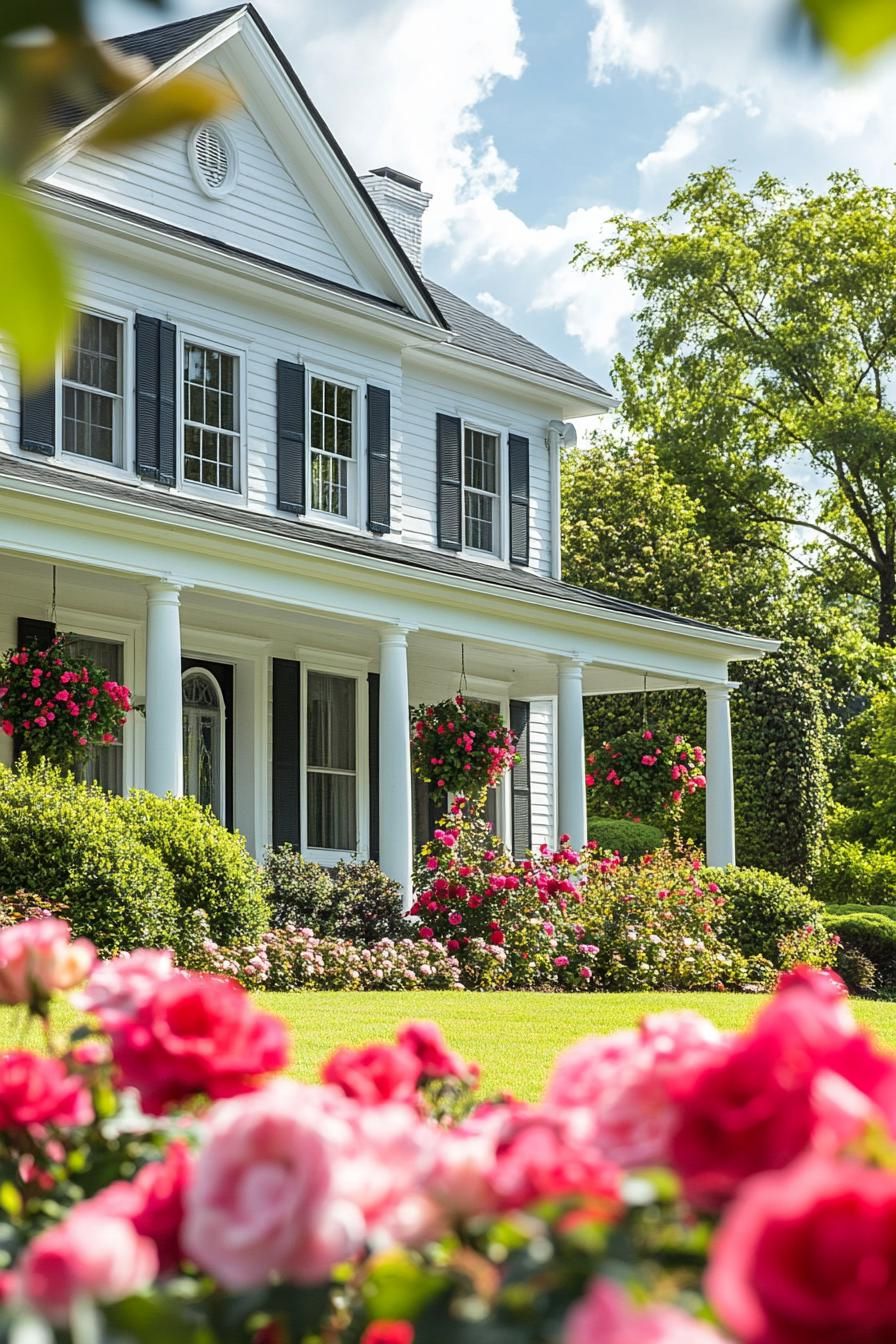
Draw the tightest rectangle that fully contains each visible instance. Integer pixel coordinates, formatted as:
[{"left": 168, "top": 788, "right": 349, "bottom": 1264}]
[
  {"left": 464, "top": 426, "right": 500, "bottom": 554},
  {"left": 61, "top": 311, "right": 123, "bottom": 466},
  {"left": 309, "top": 375, "right": 356, "bottom": 522}
]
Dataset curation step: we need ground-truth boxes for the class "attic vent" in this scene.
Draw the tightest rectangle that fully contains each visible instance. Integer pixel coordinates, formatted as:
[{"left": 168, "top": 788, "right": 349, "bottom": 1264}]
[{"left": 188, "top": 122, "right": 237, "bottom": 198}]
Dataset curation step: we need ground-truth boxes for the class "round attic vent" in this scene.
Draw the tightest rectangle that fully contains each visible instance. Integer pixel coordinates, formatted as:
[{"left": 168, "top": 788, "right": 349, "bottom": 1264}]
[{"left": 188, "top": 122, "right": 237, "bottom": 198}]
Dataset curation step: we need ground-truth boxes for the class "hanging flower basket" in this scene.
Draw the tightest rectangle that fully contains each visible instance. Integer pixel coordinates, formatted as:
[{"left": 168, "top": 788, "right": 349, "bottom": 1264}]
[
  {"left": 0, "top": 635, "right": 135, "bottom": 769},
  {"left": 586, "top": 728, "right": 706, "bottom": 821},
  {"left": 410, "top": 694, "right": 519, "bottom": 803}
]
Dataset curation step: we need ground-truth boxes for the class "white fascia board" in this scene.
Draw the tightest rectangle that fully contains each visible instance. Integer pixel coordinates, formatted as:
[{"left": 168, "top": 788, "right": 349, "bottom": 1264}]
[
  {"left": 29, "top": 9, "right": 250, "bottom": 180},
  {"left": 0, "top": 468, "right": 778, "bottom": 663},
  {"left": 30, "top": 188, "right": 450, "bottom": 351},
  {"left": 404, "top": 342, "right": 617, "bottom": 417}
]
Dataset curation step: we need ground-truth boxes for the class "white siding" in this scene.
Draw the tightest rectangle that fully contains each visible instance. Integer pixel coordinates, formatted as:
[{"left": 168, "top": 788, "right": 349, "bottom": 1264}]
[
  {"left": 41, "top": 59, "right": 360, "bottom": 290},
  {"left": 400, "top": 365, "right": 554, "bottom": 576},
  {"left": 528, "top": 697, "right": 556, "bottom": 849}
]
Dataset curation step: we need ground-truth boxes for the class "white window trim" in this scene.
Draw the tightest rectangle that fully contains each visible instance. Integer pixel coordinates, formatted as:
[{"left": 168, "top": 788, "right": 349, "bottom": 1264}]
[
  {"left": 181, "top": 665, "right": 227, "bottom": 822},
  {"left": 298, "top": 652, "right": 369, "bottom": 865},
  {"left": 53, "top": 300, "right": 134, "bottom": 483},
  {"left": 305, "top": 365, "right": 367, "bottom": 533},
  {"left": 52, "top": 607, "right": 140, "bottom": 795},
  {"left": 459, "top": 417, "right": 507, "bottom": 565},
  {"left": 177, "top": 329, "right": 248, "bottom": 504}
]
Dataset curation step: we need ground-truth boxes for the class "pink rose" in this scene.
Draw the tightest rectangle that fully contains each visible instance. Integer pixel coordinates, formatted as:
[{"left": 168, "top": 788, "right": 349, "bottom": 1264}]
[
  {"left": 109, "top": 973, "right": 288, "bottom": 1113},
  {"left": 182, "top": 1081, "right": 364, "bottom": 1289},
  {"left": 0, "top": 918, "right": 95, "bottom": 1008},
  {"left": 396, "top": 1020, "right": 478, "bottom": 1084},
  {"left": 0, "top": 1052, "right": 92, "bottom": 1131},
  {"left": 566, "top": 1278, "right": 723, "bottom": 1344},
  {"left": 321, "top": 1042, "right": 421, "bottom": 1105},
  {"left": 90, "top": 1142, "right": 193, "bottom": 1274},
  {"left": 20, "top": 1209, "right": 157, "bottom": 1321},
  {"left": 545, "top": 1012, "right": 722, "bottom": 1169},
  {"left": 77, "top": 948, "right": 181, "bottom": 1029},
  {"left": 707, "top": 1156, "right": 896, "bottom": 1344}
]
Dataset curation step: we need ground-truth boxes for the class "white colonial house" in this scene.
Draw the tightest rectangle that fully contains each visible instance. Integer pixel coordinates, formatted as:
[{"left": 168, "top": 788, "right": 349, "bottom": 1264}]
[{"left": 0, "top": 5, "right": 775, "bottom": 903}]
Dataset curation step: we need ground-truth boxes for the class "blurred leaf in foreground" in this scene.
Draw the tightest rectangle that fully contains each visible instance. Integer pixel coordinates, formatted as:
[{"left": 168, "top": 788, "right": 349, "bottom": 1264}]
[{"left": 799, "top": 0, "right": 896, "bottom": 60}]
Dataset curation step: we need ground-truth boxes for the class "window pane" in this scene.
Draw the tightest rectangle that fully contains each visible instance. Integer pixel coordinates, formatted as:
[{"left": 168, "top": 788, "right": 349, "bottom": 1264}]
[
  {"left": 464, "top": 490, "right": 494, "bottom": 552},
  {"left": 67, "top": 636, "right": 124, "bottom": 796},
  {"left": 183, "top": 343, "right": 239, "bottom": 492},
  {"left": 63, "top": 387, "right": 114, "bottom": 463},
  {"left": 307, "top": 672, "right": 355, "bottom": 769},
  {"left": 308, "top": 773, "right": 356, "bottom": 851}
]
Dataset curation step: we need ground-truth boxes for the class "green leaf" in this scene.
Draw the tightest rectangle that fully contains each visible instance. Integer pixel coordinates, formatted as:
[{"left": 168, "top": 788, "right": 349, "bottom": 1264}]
[
  {"left": 0, "top": 183, "right": 69, "bottom": 386},
  {"left": 801, "top": 0, "right": 896, "bottom": 59},
  {"left": 0, "top": 1181, "right": 22, "bottom": 1217},
  {"left": 363, "top": 1251, "right": 452, "bottom": 1322},
  {"left": 91, "top": 74, "right": 229, "bottom": 148}
]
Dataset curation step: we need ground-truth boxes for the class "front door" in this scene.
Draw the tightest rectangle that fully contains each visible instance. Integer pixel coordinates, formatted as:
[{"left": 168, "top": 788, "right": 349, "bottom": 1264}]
[{"left": 181, "top": 658, "right": 234, "bottom": 829}]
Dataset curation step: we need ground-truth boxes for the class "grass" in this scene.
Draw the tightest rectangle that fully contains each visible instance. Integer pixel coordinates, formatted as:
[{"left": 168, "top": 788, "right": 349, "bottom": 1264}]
[{"left": 8, "top": 991, "right": 896, "bottom": 1102}]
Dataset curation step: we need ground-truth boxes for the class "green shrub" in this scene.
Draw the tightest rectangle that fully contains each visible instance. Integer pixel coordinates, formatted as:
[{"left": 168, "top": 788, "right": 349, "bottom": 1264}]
[
  {"left": 265, "top": 845, "right": 335, "bottom": 930},
  {"left": 0, "top": 762, "right": 179, "bottom": 955},
  {"left": 113, "top": 791, "right": 270, "bottom": 946},
  {"left": 703, "top": 865, "right": 827, "bottom": 965},
  {"left": 826, "top": 902, "right": 896, "bottom": 924},
  {"left": 329, "top": 860, "right": 407, "bottom": 942},
  {"left": 811, "top": 838, "right": 896, "bottom": 907},
  {"left": 588, "top": 817, "right": 663, "bottom": 859},
  {"left": 825, "top": 911, "right": 896, "bottom": 992},
  {"left": 835, "top": 944, "right": 878, "bottom": 996}
]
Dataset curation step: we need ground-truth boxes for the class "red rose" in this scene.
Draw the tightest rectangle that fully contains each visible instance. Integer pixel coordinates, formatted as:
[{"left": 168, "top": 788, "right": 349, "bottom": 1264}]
[
  {"left": 91, "top": 1141, "right": 192, "bottom": 1274},
  {"left": 708, "top": 1156, "right": 896, "bottom": 1344},
  {"left": 321, "top": 1042, "right": 421, "bottom": 1105},
  {"left": 110, "top": 973, "right": 287, "bottom": 1113},
  {"left": 0, "top": 1052, "right": 92, "bottom": 1131},
  {"left": 396, "top": 1020, "right": 478, "bottom": 1084},
  {"left": 361, "top": 1324, "right": 414, "bottom": 1344}
]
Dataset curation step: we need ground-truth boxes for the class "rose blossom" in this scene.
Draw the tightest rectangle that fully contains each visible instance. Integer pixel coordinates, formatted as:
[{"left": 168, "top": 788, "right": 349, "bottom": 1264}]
[
  {"left": 90, "top": 1142, "right": 193, "bottom": 1274},
  {"left": 182, "top": 1081, "right": 364, "bottom": 1289},
  {"left": 0, "top": 918, "right": 95, "bottom": 1007},
  {"left": 0, "top": 1052, "right": 92, "bottom": 1131},
  {"left": 110, "top": 972, "right": 287, "bottom": 1112},
  {"left": 545, "top": 1012, "right": 722, "bottom": 1168},
  {"left": 19, "top": 1209, "right": 158, "bottom": 1322},
  {"left": 396, "top": 1020, "right": 478, "bottom": 1084},
  {"left": 322, "top": 1042, "right": 422, "bottom": 1105},
  {"left": 566, "top": 1278, "right": 724, "bottom": 1344},
  {"left": 361, "top": 1323, "right": 414, "bottom": 1344},
  {"left": 707, "top": 1155, "right": 896, "bottom": 1344},
  {"left": 77, "top": 948, "right": 181, "bottom": 1029}
]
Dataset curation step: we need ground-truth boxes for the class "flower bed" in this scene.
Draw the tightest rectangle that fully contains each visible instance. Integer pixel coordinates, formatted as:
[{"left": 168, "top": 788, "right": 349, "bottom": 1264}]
[{"left": 2, "top": 919, "right": 896, "bottom": 1344}]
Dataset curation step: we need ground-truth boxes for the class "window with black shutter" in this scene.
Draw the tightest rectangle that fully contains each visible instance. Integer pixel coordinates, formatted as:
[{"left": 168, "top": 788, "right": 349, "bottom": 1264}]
[
  {"left": 276, "top": 359, "right": 306, "bottom": 514},
  {"left": 367, "top": 385, "right": 391, "bottom": 533},
  {"left": 507, "top": 434, "right": 530, "bottom": 566},
  {"left": 509, "top": 699, "right": 532, "bottom": 858},
  {"left": 135, "top": 313, "right": 176, "bottom": 484}
]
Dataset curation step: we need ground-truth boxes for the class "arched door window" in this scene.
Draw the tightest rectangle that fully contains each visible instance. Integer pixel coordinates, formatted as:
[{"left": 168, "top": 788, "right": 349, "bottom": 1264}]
[{"left": 182, "top": 669, "right": 224, "bottom": 819}]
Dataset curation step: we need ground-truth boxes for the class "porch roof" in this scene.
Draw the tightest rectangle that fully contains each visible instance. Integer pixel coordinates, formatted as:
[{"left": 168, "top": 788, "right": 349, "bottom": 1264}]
[{"left": 0, "top": 456, "right": 776, "bottom": 658}]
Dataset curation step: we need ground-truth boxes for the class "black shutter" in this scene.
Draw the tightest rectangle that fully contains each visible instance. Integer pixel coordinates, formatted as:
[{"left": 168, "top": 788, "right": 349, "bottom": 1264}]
[
  {"left": 366, "top": 385, "right": 391, "bottom": 534},
  {"left": 413, "top": 775, "right": 446, "bottom": 848},
  {"left": 271, "top": 659, "right": 301, "bottom": 849},
  {"left": 508, "top": 433, "right": 530, "bottom": 566},
  {"left": 436, "top": 413, "right": 463, "bottom": 551},
  {"left": 20, "top": 378, "right": 56, "bottom": 456},
  {"left": 135, "top": 314, "right": 176, "bottom": 484},
  {"left": 276, "top": 360, "right": 306, "bottom": 514},
  {"left": 368, "top": 672, "right": 380, "bottom": 862},
  {"left": 14, "top": 618, "right": 56, "bottom": 762},
  {"left": 509, "top": 699, "right": 532, "bottom": 859}
]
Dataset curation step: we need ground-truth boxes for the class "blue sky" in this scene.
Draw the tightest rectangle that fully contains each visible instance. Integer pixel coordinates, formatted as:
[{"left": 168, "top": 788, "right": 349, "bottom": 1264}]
[{"left": 92, "top": 0, "right": 896, "bottom": 397}]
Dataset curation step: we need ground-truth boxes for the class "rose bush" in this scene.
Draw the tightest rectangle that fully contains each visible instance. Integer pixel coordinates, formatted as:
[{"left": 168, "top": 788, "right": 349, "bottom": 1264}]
[
  {"left": 4, "top": 921, "right": 896, "bottom": 1344},
  {"left": 410, "top": 694, "right": 519, "bottom": 804}
]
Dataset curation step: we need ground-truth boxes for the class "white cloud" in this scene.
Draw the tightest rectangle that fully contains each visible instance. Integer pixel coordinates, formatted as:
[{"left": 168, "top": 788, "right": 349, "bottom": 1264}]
[
  {"left": 637, "top": 104, "right": 726, "bottom": 178},
  {"left": 474, "top": 291, "right": 513, "bottom": 321}
]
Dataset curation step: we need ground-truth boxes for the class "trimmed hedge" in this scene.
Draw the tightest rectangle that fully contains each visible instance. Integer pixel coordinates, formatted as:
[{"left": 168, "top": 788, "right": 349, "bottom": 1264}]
[
  {"left": 113, "top": 791, "right": 270, "bottom": 946},
  {"left": 588, "top": 817, "right": 663, "bottom": 859},
  {"left": 811, "top": 839, "right": 896, "bottom": 908},
  {"left": 825, "top": 911, "right": 896, "bottom": 993},
  {"left": 702, "top": 864, "right": 827, "bottom": 965},
  {"left": 826, "top": 902, "right": 896, "bottom": 924},
  {"left": 0, "top": 762, "right": 179, "bottom": 955}
]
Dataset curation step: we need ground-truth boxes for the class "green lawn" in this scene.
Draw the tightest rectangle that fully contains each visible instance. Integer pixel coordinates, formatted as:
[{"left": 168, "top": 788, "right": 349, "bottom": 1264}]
[{"left": 8, "top": 991, "right": 896, "bottom": 1101}]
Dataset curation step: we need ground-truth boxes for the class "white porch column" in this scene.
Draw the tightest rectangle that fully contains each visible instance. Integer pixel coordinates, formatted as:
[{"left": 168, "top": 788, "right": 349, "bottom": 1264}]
[
  {"left": 557, "top": 658, "right": 588, "bottom": 849},
  {"left": 144, "top": 582, "right": 183, "bottom": 797},
  {"left": 705, "top": 683, "right": 736, "bottom": 867},
  {"left": 379, "top": 627, "right": 413, "bottom": 909}
]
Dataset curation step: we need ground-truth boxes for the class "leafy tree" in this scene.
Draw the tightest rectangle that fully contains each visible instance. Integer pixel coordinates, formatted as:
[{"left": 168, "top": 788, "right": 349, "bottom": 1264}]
[{"left": 578, "top": 168, "right": 896, "bottom": 644}]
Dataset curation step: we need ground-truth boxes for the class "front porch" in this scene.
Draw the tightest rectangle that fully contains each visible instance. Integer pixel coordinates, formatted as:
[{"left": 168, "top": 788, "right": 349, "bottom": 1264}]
[{"left": 1, "top": 549, "right": 755, "bottom": 904}]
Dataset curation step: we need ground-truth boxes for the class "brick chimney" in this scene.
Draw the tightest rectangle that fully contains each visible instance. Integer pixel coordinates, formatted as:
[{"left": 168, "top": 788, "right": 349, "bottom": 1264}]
[{"left": 361, "top": 166, "right": 431, "bottom": 273}]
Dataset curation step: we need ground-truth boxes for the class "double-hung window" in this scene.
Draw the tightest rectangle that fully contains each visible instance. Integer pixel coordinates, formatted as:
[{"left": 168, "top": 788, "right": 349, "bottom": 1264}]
[
  {"left": 310, "top": 376, "right": 355, "bottom": 521},
  {"left": 464, "top": 426, "right": 500, "bottom": 555},
  {"left": 62, "top": 311, "right": 124, "bottom": 466},
  {"left": 66, "top": 634, "right": 125, "bottom": 796},
  {"left": 306, "top": 670, "right": 358, "bottom": 854},
  {"left": 183, "top": 342, "right": 240, "bottom": 492}
]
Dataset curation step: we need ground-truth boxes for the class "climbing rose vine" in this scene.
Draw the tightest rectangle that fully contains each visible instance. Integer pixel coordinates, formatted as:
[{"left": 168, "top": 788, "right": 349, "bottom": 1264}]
[
  {"left": 3, "top": 918, "right": 896, "bottom": 1344},
  {"left": 587, "top": 727, "right": 706, "bottom": 820},
  {"left": 410, "top": 694, "right": 519, "bottom": 803},
  {"left": 0, "top": 636, "right": 134, "bottom": 767}
]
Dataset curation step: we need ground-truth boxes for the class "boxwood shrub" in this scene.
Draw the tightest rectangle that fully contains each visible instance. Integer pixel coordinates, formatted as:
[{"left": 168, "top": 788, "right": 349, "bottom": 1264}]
[
  {"left": 826, "top": 902, "right": 896, "bottom": 925},
  {"left": 0, "top": 762, "right": 179, "bottom": 955},
  {"left": 702, "top": 865, "right": 827, "bottom": 965},
  {"left": 825, "top": 911, "right": 896, "bottom": 994},
  {"left": 588, "top": 817, "right": 663, "bottom": 859},
  {"left": 265, "top": 846, "right": 335, "bottom": 929},
  {"left": 113, "top": 791, "right": 270, "bottom": 946},
  {"left": 810, "top": 839, "right": 896, "bottom": 908}
]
